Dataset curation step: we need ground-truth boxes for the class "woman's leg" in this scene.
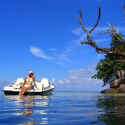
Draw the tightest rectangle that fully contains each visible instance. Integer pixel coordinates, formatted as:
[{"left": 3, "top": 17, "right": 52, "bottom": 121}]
[
  {"left": 19, "top": 87, "right": 31, "bottom": 96},
  {"left": 19, "top": 87, "right": 25, "bottom": 96}
]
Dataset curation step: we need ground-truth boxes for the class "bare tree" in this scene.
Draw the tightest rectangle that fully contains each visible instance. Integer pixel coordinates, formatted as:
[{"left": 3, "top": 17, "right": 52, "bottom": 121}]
[{"left": 79, "top": 8, "right": 125, "bottom": 61}]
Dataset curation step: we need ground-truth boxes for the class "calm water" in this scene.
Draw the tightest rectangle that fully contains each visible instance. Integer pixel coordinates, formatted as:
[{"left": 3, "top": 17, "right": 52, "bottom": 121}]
[{"left": 1, "top": 91, "right": 125, "bottom": 125}]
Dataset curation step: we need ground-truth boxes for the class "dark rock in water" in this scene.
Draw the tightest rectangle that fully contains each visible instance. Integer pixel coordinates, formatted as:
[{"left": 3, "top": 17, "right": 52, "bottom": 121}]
[
  {"left": 102, "top": 70, "right": 125, "bottom": 94},
  {"left": 109, "top": 70, "right": 125, "bottom": 88},
  {"left": 118, "top": 84, "right": 125, "bottom": 93},
  {"left": 110, "top": 79, "right": 120, "bottom": 88},
  {"left": 101, "top": 84, "right": 125, "bottom": 93},
  {"left": 101, "top": 88, "right": 120, "bottom": 94}
]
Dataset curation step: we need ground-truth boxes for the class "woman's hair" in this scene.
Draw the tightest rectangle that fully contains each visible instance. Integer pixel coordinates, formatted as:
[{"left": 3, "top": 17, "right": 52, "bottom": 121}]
[{"left": 29, "top": 73, "right": 34, "bottom": 77}]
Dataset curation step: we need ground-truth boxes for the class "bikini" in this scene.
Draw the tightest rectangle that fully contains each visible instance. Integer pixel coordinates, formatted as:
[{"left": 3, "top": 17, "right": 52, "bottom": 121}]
[{"left": 24, "top": 77, "right": 33, "bottom": 88}]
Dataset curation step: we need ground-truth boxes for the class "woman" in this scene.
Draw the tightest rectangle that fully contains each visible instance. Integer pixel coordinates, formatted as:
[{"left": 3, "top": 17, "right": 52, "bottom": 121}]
[{"left": 19, "top": 71, "right": 38, "bottom": 96}]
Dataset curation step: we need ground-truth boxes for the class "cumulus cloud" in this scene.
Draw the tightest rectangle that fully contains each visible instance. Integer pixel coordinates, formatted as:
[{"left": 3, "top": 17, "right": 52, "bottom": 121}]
[
  {"left": 30, "top": 46, "right": 52, "bottom": 60},
  {"left": 57, "top": 67, "right": 103, "bottom": 91}
]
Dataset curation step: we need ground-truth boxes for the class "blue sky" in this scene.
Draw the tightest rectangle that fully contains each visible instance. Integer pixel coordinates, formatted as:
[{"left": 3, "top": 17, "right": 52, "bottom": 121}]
[{"left": 0, "top": 0, "right": 124, "bottom": 91}]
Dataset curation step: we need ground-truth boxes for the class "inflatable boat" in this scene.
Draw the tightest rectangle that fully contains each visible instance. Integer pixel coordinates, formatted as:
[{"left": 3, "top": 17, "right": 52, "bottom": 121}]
[{"left": 3, "top": 78, "right": 55, "bottom": 95}]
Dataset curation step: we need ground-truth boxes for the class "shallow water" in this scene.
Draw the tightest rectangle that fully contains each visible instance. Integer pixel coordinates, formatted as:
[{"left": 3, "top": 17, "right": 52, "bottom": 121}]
[{"left": 1, "top": 91, "right": 125, "bottom": 125}]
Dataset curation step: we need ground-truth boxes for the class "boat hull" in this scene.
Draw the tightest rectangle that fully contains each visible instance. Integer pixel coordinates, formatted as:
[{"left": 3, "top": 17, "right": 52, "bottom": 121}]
[
  {"left": 3, "top": 84, "right": 55, "bottom": 96},
  {"left": 4, "top": 88, "right": 54, "bottom": 95}
]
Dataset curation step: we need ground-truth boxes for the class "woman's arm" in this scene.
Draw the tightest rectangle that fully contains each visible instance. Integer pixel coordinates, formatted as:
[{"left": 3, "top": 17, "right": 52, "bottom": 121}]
[
  {"left": 33, "top": 77, "right": 38, "bottom": 89},
  {"left": 22, "top": 77, "right": 27, "bottom": 88}
]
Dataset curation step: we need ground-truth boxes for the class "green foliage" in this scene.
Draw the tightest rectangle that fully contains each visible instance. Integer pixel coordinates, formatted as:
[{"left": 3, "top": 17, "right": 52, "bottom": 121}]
[{"left": 93, "top": 33, "right": 125, "bottom": 86}]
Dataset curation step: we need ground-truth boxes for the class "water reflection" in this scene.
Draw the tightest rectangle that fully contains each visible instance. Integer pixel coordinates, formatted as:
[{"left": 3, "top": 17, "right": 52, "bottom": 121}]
[
  {"left": 4, "top": 95, "right": 51, "bottom": 125},
  {"left": 23, "top": 96, "right": 34, "bottom": 117},
  {"left": 97, "top": 94, "right": 125, "bottom": 125}
]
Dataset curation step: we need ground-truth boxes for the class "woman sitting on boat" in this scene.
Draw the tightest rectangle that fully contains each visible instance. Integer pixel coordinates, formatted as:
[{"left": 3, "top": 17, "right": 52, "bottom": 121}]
[{"left": 19, "top": 71, "right": 38, "bottom": 96}]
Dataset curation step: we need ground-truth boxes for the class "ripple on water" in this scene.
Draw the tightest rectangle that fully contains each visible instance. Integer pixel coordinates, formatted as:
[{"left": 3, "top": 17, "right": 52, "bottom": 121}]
[{"left": 1, "top": 91, "right": 125, "bottom": 125}]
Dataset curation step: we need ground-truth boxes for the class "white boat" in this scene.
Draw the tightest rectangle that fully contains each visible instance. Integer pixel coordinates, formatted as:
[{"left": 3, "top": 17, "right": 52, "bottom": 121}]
[{"left": 3, "top": 78, "right": 55, "bottom": 95}]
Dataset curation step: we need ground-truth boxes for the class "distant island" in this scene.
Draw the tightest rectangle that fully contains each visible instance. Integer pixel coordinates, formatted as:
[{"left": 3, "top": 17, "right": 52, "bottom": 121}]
[{"left": 78, "top": 7, "right": 125, "bottom": 93}]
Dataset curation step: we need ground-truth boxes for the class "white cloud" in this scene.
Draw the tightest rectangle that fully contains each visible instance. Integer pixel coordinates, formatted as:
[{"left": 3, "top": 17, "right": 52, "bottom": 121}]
[
  {"left": 58, "top": 80, "right": 64, "bottom": 84},
  {"left": 54, "top": 48, "right": 72, "bottom": 64},
  {"left": 30, "top": 46, "right": 72, "bottom": 65},
  {"left": 72, "top": 26, "right": 125, "bottom": 44},
  {"left": 0, "top": 80, "right": 11, "bottom": 90},
  {"left": 116, "top": 27, "right": 125, "bottom": 33},
  {"left": 93, "top": 26, "right": 125, "bottom": 35},
  {"left": 48, "top": 48, "right": 57, "bottom": 52},
  {"left": 96, "top": 0, "right": 104, "bottom": 2},
  {"left": 72, "top": 27, "right": 82, "bottom": 36},
  {"left": 30, "top": 46, "right": 52, "bottom": 60},
  {"left": 95, "top": 38, "right": 110, "bottom": 43},
  {"left": 57, "top": 66, "right": 104, "bottom": 91}
]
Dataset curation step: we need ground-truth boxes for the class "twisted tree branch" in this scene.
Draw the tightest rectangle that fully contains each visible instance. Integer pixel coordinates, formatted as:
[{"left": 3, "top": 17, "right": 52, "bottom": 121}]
[
  {"left": 79, "top": 8, "right": 125, "bottom": 58},
  {"left": 89, "top": 8, "right": 101, "bottom": 34}
]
